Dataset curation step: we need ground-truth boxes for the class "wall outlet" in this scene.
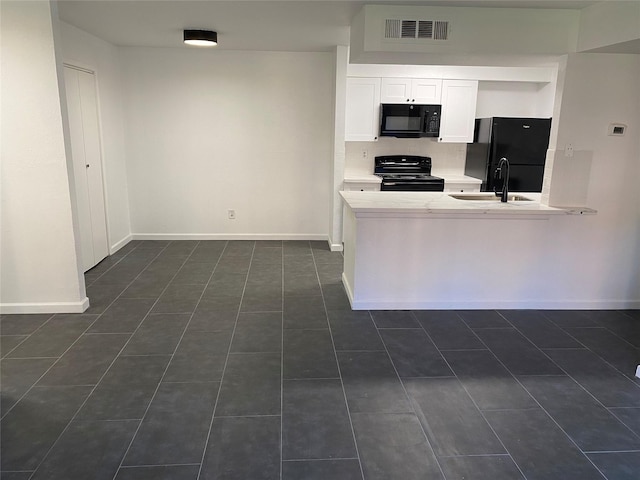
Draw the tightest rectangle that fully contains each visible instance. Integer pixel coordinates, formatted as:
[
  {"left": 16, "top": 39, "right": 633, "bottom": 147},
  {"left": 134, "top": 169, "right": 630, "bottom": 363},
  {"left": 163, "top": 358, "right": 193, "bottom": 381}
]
[
  {"left": 362, "top": 149, "right": 368, "bottom": 158},
  {"left": 564, "top": 143, "right": 574, "bottom": 158},
  {"left": 228, "top": 209, "right": 236, "bottom": 219}
]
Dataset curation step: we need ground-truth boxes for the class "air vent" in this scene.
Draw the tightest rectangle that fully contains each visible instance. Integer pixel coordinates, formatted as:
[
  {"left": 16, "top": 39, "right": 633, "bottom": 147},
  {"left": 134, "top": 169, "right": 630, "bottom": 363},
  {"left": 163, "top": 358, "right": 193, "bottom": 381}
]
[
  {"left": 401, "top": 20, "right": 417, "bottom": 38},
  {"left": 385, "top": 19, "right": 401, "bottom": 39},
  {"left": 385, "top": 19, "right": 449, "bottom": 41},
  {"left": 417, "top": 21, "right": 433, "bottom": 39},
  {"left": 434, "top": 21, "right": 449, "bottom": 40}
]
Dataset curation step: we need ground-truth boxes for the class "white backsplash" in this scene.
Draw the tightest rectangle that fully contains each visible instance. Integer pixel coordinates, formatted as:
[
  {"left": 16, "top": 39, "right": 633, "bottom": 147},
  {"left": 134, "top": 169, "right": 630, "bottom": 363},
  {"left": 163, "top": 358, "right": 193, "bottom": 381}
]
[{"left": 345, "top": 138, "right": 468, "bottom": 176}]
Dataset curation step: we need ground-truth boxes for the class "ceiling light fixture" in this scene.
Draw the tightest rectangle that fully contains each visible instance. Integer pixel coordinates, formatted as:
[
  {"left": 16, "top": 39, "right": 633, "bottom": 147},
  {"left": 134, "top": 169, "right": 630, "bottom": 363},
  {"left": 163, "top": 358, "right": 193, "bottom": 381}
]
[{"left": 183, "top": 29, "right": 218, "bottom": 47}]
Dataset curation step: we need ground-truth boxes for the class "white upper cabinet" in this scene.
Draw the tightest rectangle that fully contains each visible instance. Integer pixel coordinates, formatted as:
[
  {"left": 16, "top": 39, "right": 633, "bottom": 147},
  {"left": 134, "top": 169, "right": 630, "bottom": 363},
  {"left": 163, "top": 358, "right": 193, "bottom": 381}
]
[
  {"left": 381, "top": 78, "right": 442, "bottom": 104},
  {"left": 380, "top": 78, "right": 411, "bottom": 103},
  {"left": 410, "top": 79, "right": 443, "bottom": 104},
  {"left": 438, "top": 79, "right": 479, "bottom": 143},
  {"left": 345, "top": 77, "right": 381, "bottom": 142}
]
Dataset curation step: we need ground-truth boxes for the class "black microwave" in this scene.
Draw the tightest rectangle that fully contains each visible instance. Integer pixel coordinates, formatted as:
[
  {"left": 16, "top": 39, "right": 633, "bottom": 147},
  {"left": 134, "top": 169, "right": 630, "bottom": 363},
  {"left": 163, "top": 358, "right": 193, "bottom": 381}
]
[{"left": 380, "top": 104, "right": 441, "bottom": 138}]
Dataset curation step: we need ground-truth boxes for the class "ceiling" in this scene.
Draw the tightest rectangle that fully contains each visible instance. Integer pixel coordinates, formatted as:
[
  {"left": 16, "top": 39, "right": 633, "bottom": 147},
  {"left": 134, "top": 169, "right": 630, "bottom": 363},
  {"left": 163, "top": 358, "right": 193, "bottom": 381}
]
[{"left": 57, "top": 0, "right": 600, "bottom": 52}]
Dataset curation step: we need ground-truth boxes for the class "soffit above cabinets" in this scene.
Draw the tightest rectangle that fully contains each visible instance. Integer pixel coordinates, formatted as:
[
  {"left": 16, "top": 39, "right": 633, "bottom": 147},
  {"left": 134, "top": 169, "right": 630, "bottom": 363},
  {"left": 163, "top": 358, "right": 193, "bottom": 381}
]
[
  {"left": 57, "top": 1, "right": 598, "bottom": 52},
  {"left": 350, "top": 4, "right": 582, "bottom": 62},
  {"left": 346, "top": 64, "right": 556, "bottom": 83}
]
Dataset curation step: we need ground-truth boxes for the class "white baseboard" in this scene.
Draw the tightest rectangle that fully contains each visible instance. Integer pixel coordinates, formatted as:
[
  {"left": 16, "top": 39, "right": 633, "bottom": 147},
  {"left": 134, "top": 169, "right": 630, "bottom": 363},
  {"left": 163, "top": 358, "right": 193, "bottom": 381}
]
[
  {"left": 341, "top": 272, "right": 355, "bottom": 308},
  {"left": 0, "top": 297, "right": 90, "bottom": 314},
  {"left": 343, "top": 292, "right": 640, "bottom": 311},
  {"left": 131, "top": 233, "right": 330, "bottom": 242},
  {"left": 330, "top": 243, "right": 344, "bottom": 252},
  {"left": 110, "top": 234, "right": 133, "bottom": 255}
]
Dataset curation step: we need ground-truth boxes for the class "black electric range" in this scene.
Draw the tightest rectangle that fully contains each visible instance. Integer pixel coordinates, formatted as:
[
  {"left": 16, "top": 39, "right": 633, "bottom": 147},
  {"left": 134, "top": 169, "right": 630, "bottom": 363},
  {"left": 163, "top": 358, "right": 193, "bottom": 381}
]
[{"left": 374, "top": 155, "right": 445, "bottom": 191}]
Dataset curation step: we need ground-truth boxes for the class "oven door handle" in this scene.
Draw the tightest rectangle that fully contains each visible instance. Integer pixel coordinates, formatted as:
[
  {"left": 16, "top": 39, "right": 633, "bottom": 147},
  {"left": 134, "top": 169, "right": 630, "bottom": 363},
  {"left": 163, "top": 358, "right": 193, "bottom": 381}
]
[{"left": 378, "top": 165, "right": 422, "bottom": 169}]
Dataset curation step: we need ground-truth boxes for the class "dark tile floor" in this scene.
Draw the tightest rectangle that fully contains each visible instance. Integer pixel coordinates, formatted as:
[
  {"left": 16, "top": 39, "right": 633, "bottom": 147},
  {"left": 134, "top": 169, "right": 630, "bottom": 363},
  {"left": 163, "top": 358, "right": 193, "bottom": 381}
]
[{"left": 1, "top": 240, "right": 640, "bottom": 480}]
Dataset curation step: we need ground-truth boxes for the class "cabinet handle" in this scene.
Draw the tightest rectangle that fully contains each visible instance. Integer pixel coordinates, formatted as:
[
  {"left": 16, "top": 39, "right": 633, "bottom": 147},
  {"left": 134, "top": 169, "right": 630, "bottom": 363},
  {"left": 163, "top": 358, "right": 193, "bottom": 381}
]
[
  {"left": 412, "top": 99, "right": 415, "bottom": 102},
  {"left": 406, "top": 99, "right": 409, "bottom": 102}
]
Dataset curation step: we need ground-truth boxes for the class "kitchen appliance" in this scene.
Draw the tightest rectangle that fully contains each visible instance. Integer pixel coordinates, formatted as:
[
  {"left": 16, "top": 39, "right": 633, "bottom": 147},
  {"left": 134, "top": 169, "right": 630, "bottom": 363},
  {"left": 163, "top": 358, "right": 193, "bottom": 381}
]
[
  {"left": 380, "top": 104, "right": 441, "bottom": 138},
  {"left": 465, "top": 117, "right": 552, "bottom": 192},
  {"left": 374, "top": 155, "right": 444, "bottom": 191}
]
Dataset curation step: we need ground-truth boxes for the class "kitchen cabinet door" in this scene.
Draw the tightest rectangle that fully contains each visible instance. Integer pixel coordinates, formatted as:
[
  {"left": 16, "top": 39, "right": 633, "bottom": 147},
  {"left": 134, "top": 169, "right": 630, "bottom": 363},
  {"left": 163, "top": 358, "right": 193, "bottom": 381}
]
[
  {"left": 411, "top": 79, "right": 442, "bottom": 104},
  {"left": 439, "top": 80, "right": 478, "bottom": 143},
  {"left": 345, "top": 77, "right": 381, "bottom": 142},
  {"left": 380, "top": 78, "right": 442, "bottom": 104},
  {"left": 343, "top": 181, "right": 380, "bottom": 192},
  {"left": 443, "top": 183, "right": 481, "bottom": 193},
  {"left": 380, "top": 78, "right": 412, "bottom": 103}
]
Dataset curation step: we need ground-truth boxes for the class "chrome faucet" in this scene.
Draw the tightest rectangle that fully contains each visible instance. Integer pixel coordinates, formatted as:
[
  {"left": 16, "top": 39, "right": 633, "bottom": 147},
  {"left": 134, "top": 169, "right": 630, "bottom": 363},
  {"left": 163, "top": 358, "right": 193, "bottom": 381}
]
[{"left": 494, "top": 157, "right": 510, "bottom": 202}]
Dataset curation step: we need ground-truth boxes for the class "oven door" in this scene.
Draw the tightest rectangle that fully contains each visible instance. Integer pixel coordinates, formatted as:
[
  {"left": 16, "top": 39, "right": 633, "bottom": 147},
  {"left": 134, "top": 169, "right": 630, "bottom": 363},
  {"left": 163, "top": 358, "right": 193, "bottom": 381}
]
[{"left": 381, "top": 179, "right": 445, "bottom": 191}]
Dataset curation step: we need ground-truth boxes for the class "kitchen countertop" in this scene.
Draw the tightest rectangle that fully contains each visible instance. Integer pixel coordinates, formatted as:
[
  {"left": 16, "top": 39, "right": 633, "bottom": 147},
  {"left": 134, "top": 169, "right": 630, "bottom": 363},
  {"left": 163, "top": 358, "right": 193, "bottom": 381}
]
[
  {"left": 340, "top": 190, "right": 596, "bottom": 216},
  {"left": 435, "top": 174, "right": 482, "bottom": 184},
  {"left": 342, "top": 174, "right": 382, "bottom": 184}
]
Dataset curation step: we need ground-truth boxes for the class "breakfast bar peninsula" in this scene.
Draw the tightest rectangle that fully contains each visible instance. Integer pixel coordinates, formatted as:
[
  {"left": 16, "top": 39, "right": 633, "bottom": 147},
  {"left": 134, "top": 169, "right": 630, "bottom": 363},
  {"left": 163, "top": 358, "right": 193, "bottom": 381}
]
[{"left": 340, "top": 191, "right": 595, "bottom": 310}]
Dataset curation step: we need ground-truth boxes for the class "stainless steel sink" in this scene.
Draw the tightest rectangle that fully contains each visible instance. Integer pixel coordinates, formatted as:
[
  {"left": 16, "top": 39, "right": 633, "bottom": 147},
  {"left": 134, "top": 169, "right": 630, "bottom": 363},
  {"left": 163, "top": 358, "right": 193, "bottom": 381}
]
[{"left": 449, "top": 193, "right": 533, "bottom": 202}]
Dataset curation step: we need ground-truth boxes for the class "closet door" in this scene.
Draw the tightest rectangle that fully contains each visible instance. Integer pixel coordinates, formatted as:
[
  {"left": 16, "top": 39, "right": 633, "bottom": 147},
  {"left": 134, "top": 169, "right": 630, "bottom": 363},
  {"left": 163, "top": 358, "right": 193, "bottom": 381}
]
[{"left": 64, "top": 66, "right": 108, "bottom": 272}]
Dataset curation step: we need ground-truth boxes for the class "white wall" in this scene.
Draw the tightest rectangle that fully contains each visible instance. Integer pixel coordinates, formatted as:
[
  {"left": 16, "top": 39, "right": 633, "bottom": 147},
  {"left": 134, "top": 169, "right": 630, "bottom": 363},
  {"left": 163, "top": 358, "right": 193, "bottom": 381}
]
[
  {"left": 577, "top": 1, "right": 640, "bottom": 53},
  {"left": 330, "top": 46, "right": 349, "bottom": 250},
  {"left": 59, "top": 22, "right": 132, "bottom": 253},
  {"left": 120, "top": 48, "right": 333, "bottom": 239},
  {"left": 345, "top": 140, "right": 467, "bottom": 176},
  {"left": 546, "top": 53, "right": 640, "bottom": 302},
  {"left": 475, "top": 81, "right": 555, "bottom": 118},
  {"left": 0, "top": 1, "right": 87, "bottom": 313}
]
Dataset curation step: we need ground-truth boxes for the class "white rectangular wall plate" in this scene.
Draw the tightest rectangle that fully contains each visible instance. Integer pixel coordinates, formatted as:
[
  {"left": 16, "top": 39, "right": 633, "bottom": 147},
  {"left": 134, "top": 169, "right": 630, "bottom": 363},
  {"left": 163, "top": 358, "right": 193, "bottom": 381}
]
[{"left": 564, "top": 143, "right": 574, "bottom": 157}]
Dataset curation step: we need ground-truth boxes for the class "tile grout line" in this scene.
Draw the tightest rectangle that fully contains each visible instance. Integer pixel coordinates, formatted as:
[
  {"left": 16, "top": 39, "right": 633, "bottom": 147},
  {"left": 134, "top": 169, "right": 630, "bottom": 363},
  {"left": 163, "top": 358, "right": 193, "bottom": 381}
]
[
  {"left": 496, "top": 311, "right": 640, "bottom": 442},
  {"left": 0, "top": 313, "right": 57, "bottom": 360},
  {"left": 82, "top": 242, "right": 141, "bottom": 287},
  {"left": 117, "top": 462, "right": 201, "bottom": 468},
  {"left": 414, "top": 313, "right": 530, "bottom": 480},
  {"left": 310, "top": 244, "right": 366, "bottom": 480},
  {"left": 282, "top": 457, "right": 360, "bottom": 462},
  {"left": 491, "top": 312, "right": 640, "bottom": 411},
  {"left": 194, "top": 241, "right": 258, "bottom": 480},
  {"left": 467, "top": 310, "right": 615, "bottom": 480},
  {"left": 576, "top": 312, "right": 640, "bottom": 350},
  {"left": 280, "top": 242, "right": 285, "bottom": 480},
  {"left": 1, "top": 243, "right": 171, "bottom": 422},
  {"left": 369, "top": 311, "right": 453, "bottom": 480},
  {"left": 19, "top": 242, "right": 175, "bottom": 479},
  {"left": 105, "top": 241, "right": 226, "bottom": 479},
  {"left": 436, "top": 453, "right": 513, "bottom": 458},
  {"left": 540, "top": 311, "right": 640, "bottom": 379},
  {"left": 583, "top": 449, "right": 640, "bottom": 454}
]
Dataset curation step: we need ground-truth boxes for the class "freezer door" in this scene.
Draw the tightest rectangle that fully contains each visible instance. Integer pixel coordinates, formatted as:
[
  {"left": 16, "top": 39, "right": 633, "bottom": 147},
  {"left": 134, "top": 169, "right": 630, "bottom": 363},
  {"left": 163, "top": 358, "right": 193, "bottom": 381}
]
[{"left": 491, "top": 118, "right": 551, "bottom": 166}]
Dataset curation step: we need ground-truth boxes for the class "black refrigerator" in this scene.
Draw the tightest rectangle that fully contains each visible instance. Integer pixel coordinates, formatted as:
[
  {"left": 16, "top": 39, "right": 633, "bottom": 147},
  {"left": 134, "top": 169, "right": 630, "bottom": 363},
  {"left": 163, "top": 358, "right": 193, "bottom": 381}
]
[{"left": 465, "top": 117, "right": 552, "bottom": 192}]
